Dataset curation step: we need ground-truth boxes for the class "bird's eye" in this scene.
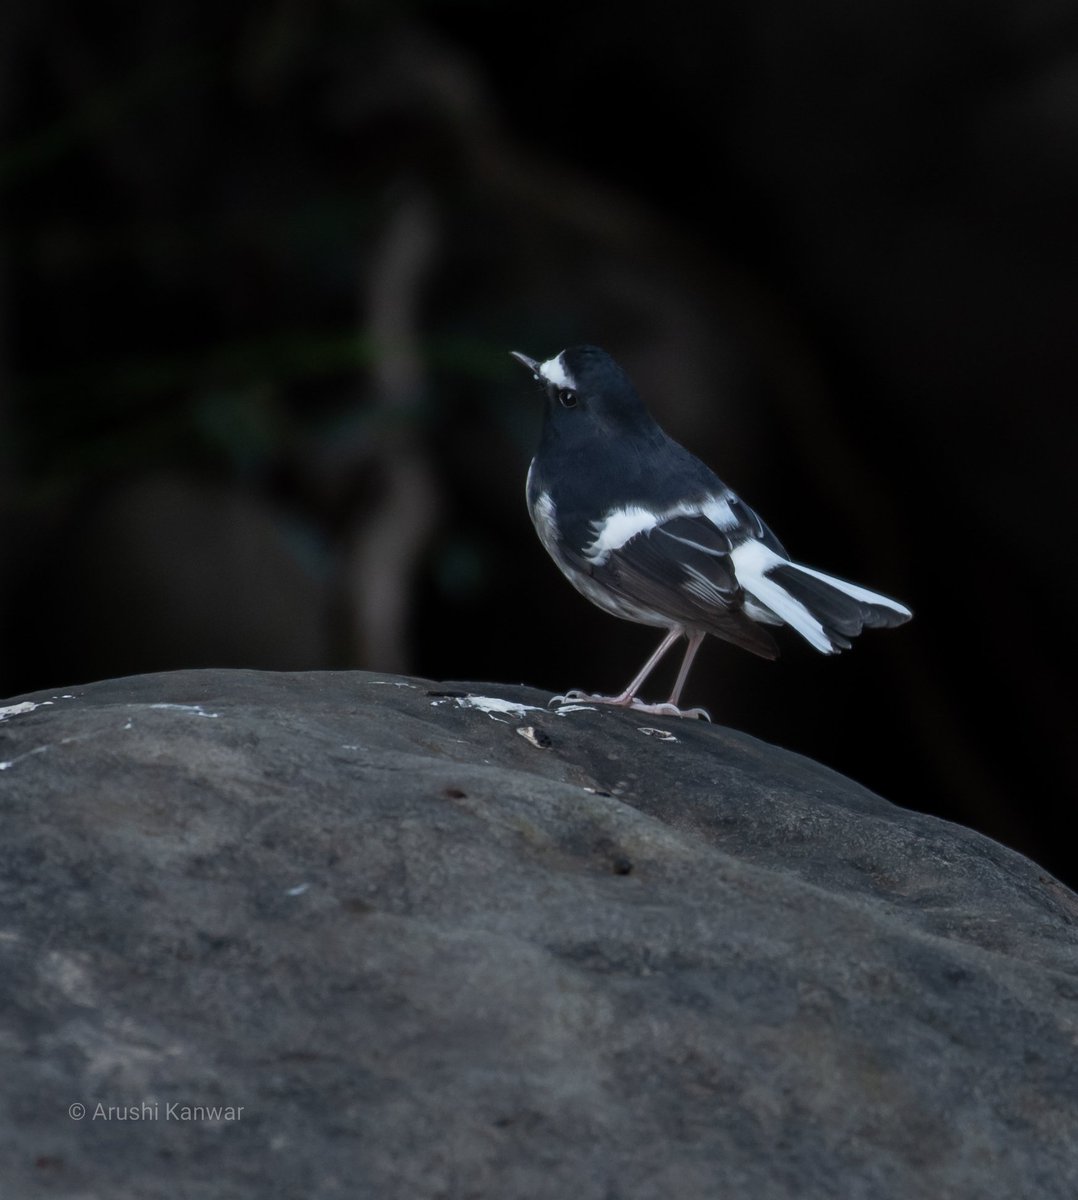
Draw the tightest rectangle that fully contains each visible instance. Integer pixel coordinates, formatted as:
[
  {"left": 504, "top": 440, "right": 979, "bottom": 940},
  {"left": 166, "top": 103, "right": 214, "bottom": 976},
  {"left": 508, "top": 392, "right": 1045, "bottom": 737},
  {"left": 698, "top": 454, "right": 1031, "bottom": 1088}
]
[{"left": 558, "top": 388, "right": 578, "bottom": 408}]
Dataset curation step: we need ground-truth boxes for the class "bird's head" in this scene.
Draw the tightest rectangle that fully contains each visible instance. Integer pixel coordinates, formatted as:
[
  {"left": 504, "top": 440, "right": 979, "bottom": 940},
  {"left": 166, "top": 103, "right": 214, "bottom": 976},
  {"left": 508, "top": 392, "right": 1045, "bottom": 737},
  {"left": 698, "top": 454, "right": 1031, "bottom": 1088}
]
[{"left": 511, "top": 345, "right": 652, "bottom": 438}]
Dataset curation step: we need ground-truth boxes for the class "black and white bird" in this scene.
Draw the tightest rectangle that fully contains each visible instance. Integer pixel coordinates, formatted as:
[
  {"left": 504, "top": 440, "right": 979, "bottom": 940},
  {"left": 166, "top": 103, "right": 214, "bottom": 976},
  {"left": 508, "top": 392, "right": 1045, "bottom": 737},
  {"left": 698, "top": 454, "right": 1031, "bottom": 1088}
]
[{"left": 512, "top": 345, "right": 912, "bottom": 720}]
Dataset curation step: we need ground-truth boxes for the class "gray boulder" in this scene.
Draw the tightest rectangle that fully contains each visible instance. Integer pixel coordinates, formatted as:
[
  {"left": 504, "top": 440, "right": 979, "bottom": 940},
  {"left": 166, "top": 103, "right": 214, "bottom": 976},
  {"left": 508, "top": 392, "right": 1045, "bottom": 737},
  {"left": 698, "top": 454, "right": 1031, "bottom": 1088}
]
[{"left": 1, "top": 669, "right": 1076, "bottom": 1199}]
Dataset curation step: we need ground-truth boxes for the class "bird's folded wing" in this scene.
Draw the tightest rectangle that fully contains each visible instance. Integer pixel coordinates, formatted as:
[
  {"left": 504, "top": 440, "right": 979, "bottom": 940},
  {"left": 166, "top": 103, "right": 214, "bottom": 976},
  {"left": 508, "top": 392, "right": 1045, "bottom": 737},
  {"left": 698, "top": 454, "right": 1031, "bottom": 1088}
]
[{"left": 584, "top": 513, "right": 779, "bottom": 655}]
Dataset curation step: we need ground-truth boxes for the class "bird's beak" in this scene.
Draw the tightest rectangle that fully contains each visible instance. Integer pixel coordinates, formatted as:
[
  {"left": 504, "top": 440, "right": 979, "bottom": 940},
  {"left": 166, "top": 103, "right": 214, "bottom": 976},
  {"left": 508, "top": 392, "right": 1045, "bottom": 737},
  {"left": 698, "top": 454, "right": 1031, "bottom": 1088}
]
[{"left": 510, "top": 351, "right": 541, "bottom": 379}]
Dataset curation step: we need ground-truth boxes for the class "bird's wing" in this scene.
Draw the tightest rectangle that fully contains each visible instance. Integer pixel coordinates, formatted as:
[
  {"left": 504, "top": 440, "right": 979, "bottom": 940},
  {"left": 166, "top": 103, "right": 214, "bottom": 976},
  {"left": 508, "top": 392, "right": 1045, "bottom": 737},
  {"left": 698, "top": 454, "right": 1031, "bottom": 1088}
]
[{"left": 579, "top": 505, "right": 781, "bottom": 657}]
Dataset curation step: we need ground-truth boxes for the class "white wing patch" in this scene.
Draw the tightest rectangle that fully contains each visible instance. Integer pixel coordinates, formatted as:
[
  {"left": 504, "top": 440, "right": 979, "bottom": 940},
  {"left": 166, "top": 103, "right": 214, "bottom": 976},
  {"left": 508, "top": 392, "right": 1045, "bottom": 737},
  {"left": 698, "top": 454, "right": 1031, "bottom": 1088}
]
[
  {"left": 538, "top": 353, "right": 576, "bottom": 390},
  {"left": 702, "top": 494, "right": 740, "bottom": 531},
  {"left": 584, "top": 505, "right": 660, "bottom": 563},
  {"left": 583, "top": 495, "right": 741, "bottom": 566}
]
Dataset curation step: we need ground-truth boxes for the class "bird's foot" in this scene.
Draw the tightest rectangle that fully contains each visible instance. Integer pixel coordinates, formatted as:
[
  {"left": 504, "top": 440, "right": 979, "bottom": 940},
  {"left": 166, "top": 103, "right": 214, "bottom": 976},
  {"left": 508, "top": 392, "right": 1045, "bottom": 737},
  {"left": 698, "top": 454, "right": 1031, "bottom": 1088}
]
[
  {"left": 549, "top": 691, "right": 710, "bottom": 722},
  {"left": 626, "top": 699, "right": 711, "bottom": 722},
  {"left": 549, "top": 689, "right": 620, "bottom": 708}
]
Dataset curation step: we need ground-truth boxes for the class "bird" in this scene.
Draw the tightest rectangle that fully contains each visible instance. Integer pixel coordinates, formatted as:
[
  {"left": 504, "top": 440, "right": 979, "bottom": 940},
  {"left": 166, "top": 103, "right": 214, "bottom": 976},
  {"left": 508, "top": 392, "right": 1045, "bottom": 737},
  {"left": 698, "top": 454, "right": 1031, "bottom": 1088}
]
[{"left": 511, "top": 345, "right": 912, "bottom": 720}]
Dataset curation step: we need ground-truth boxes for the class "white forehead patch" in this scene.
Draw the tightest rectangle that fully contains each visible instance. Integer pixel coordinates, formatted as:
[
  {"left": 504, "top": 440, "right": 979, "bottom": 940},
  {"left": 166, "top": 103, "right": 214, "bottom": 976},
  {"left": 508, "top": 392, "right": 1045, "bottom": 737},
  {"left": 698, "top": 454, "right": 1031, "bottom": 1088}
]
[{"left": 538, "top": 353, "right": 576, "bottom": 390}]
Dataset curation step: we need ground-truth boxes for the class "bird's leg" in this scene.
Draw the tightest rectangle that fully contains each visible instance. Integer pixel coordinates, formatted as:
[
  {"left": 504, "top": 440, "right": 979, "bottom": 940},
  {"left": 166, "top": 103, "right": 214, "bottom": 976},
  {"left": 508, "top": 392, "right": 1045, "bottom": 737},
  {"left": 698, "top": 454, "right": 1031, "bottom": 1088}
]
[
  {"left": 656, "top": 631, "right": 710, "bottom": 720},
  {"left": 551, "top": 628, "right": 681, "bottom": 709},
  {"left": 615, "top": 627, "right": 685, "bottom": 701},
  {"left": 668, "top": 631, "right": 705, "bottom": 706},
  {"left": 551, "top": 628, "right": 711, "bottom": 720}
]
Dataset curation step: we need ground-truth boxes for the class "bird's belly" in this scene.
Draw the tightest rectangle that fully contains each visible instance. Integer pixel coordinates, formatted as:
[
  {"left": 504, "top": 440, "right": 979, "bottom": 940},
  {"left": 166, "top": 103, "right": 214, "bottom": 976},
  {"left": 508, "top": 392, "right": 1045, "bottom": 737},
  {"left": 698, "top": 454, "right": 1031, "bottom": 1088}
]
[
  {"left": 528, "top": 471, "right": 678, "bottom": 630},
  {"left": 561, "top": 564, "right": 675, "bottom": 629}
]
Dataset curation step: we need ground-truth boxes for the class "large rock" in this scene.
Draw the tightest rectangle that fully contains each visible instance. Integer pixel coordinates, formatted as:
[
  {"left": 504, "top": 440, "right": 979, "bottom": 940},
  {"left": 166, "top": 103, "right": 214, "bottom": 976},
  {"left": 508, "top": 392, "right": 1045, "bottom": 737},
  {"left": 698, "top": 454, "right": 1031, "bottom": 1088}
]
[{"left": 1, "top": 669, "right": 1076, "bottom": 1199}]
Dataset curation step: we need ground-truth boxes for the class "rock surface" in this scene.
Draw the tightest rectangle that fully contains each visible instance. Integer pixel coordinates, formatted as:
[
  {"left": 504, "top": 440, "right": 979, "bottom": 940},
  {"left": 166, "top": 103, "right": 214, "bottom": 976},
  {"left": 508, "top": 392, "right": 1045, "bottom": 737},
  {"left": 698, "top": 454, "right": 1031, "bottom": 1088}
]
[{"left": 1, "top": 669, "right": 1077, "bottom": 1199}]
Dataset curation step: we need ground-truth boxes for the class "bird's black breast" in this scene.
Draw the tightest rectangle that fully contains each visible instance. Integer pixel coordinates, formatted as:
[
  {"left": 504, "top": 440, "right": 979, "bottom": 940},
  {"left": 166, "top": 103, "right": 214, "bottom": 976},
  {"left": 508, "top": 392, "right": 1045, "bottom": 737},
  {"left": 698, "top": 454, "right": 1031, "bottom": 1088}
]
[{"left": 531, "top": 429, "right": 728, "bottom": 553}]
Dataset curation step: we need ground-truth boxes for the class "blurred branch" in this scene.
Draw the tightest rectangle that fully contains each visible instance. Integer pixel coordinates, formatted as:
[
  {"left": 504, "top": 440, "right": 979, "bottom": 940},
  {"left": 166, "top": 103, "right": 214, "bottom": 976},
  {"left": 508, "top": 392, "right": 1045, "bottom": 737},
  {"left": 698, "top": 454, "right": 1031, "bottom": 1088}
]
[{"left": 343, "top": 191, "right": 440, "bottom": 672}]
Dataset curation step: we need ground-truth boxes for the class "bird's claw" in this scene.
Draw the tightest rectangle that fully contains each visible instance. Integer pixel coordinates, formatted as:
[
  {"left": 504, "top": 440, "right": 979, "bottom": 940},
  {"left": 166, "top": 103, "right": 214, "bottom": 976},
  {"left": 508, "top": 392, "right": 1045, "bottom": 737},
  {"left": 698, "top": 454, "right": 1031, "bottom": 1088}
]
[
  {"left": 548, "top": 689, "right": 595, "bottom": 708},
  {"left": 549, "top": 691, "right": 710, "bottom": 722},
  {"left": 627, "top": 700, "right": 711, "bottom": 722}
]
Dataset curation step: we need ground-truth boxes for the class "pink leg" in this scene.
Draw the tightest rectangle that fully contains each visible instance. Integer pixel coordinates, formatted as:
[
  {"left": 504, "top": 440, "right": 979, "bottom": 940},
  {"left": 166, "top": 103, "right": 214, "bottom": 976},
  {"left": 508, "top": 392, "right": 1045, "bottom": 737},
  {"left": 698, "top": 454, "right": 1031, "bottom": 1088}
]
[
  {"left": 615, "top": 628, "right": 683, "bottom": 702},
  {"left": 552, "top": 628, "right": 711, "bottom": 721},
  {"left": 668, "top": 631, "right": 705, "bottom": 706}
]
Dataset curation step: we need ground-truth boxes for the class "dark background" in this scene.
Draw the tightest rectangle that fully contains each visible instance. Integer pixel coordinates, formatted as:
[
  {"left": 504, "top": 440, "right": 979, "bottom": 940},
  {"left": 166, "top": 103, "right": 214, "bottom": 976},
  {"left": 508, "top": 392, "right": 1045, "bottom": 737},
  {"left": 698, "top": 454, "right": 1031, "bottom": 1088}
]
[{"left": 2, "top": 2, "right": 1075, "bottom": 883}]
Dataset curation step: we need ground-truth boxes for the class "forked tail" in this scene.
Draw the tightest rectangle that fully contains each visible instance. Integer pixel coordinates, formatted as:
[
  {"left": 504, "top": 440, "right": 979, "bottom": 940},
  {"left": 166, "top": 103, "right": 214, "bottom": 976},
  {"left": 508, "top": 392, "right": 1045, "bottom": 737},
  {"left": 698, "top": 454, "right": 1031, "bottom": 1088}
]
[{"left": 732, "top": 540, "right": 912, "bottom": 654}]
